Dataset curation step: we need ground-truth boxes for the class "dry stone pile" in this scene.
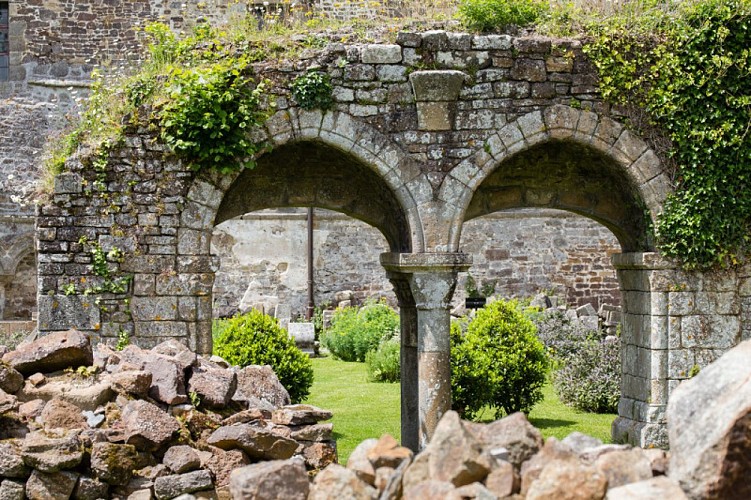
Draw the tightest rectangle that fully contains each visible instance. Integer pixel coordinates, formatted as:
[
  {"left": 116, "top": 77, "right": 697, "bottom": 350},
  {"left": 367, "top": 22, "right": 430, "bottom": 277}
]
[
  {"left": 227, "top": 340, "right": 751, "bottom": 500},
  {"left": 2, "top": 331, "right": 750, "bottom": 499},
  {"left": 0, "top": 330, "right": 336, "bottom": 499}
]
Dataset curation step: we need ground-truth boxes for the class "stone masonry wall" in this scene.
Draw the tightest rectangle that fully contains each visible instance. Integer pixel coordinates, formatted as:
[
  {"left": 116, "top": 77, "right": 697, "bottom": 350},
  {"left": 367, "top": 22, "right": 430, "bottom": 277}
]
[
  {"left": 33, "top": 26, "right": 734, "bottom": 449},
  {"left": 211, "top": 208, "right": 621, "bottom": 318},
  {"left": 612, "top": 253, "right": 751, "bottom": 447}
]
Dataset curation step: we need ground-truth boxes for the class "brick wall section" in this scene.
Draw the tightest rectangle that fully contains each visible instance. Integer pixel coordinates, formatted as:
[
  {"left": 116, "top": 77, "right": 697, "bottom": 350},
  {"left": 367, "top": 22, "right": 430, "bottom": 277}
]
[{"left": 211, "top": 208, "right": 622, "bottom": 317}]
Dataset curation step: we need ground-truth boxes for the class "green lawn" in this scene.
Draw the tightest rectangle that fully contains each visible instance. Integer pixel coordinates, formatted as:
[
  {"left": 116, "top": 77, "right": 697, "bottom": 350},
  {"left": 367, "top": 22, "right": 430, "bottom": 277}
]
[{"left": 305, "top": 356, "right": 616, "bottom": 463}]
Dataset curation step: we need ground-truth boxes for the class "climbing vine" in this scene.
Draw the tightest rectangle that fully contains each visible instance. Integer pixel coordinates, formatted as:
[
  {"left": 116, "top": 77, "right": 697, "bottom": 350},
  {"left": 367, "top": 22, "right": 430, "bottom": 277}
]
[{"left": 582, "top": 0, "right": 751, "bottom": 269}]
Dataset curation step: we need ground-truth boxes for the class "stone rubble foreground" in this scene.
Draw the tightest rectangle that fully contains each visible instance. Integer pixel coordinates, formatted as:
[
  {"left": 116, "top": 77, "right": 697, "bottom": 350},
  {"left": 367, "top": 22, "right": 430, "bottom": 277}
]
[
  {"left": 0, "top": 330, "right": 335, "bottom": 499},
  {"left": 2, "top": 331, "right": 750, "bottom": 499}
]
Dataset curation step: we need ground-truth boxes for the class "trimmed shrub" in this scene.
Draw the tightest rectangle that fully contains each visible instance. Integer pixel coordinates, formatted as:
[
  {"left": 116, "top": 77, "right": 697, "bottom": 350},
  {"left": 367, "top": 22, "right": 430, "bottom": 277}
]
[
  {"left": 553, "top": 337, "right": 621, "bottom": 413},
  {"left": 213, "top": 310, "right": 314, "bottom": 403},
  {"left": 459, "top": 0, "right": 549, "bottom": 32},
  {"left": 321, "top": 300, "right": 399, "bottom": 362},
  {"left": 451, "top": 299, "right": 548, "bottom": 420},
  {"left": 365, "top": 336, "right": 401, "bottom": 383}
]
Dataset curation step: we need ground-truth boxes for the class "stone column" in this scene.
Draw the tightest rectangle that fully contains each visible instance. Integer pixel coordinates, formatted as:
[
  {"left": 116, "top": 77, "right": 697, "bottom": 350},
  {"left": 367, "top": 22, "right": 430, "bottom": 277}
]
[
  {"left": 381, "top": 252, "right": 471, "bottom": 449},
  {"left": 0, "top": 280, "right": 6, "bottom": 319},
  {"left": 386, "top": 272, "right": 419, "bottom": 452}
]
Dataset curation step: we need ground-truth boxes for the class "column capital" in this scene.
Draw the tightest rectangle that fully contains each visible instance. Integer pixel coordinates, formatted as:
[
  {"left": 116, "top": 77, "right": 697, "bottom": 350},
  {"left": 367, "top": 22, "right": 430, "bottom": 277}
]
[{"left": 380, "top": 252, "right": 472, "bottom": 274}]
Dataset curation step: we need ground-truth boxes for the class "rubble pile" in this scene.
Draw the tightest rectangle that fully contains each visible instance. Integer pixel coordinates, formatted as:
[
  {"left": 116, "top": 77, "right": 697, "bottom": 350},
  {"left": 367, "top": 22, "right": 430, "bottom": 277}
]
[{"left": 0, "top": 330, "right": 336, "bottom": 499}]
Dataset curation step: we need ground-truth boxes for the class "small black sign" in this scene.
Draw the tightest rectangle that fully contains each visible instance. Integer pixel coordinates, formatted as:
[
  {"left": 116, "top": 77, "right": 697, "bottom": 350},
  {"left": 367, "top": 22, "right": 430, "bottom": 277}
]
[{"left": 465, "top": 297, "right": 486, "bottom": 309}]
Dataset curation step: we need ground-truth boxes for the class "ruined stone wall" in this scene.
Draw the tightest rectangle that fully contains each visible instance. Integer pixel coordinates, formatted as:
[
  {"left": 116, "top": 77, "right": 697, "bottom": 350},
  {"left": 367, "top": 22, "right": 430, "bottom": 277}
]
[
  {"left": 211, "top": 208, "right": 621, "bottom": 318},
  {"left": 612, "top": 253, "right": 751, "bottom": 447},
  {"left": 0, "top": 0, "right": 261, "bottom": 319}
]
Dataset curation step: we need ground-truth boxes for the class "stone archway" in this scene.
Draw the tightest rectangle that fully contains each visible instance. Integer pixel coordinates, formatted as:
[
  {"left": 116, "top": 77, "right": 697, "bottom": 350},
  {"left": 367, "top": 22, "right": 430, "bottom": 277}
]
[
  {"left": 445, "top": 107, "right": 677, "bottom": 447},
  {"left": 0, "top": 233, "right": 36, "bottom": 320}
]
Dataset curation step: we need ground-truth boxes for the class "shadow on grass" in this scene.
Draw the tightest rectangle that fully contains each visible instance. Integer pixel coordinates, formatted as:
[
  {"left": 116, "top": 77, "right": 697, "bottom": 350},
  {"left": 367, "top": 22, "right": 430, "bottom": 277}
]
[{"left": 529, "top": 417, "right": 577, "bottom": 430}]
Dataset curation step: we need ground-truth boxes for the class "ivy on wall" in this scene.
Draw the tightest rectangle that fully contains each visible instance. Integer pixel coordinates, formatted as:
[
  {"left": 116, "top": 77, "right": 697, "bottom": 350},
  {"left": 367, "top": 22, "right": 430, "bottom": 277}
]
[
  {"left": 459, "top": 0, "right": 751, "bottom": 269},
  {"left": 583, "top": 0, "right": 751, "bottom": 269}
]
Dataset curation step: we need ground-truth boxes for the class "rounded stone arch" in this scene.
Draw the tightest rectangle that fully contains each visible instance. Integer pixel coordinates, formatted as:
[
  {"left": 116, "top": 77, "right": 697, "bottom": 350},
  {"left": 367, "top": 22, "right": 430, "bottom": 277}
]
[
  {"left": 183, "top": 109, "right": 425, "bottom": 253},
  {"left": 440, "top": 105, "right": 673, "bottom": 251},
  {"left": 0, "top": 232, "right": 35, "bottom": 276},
  {"left": 177, "top": 110, "right": 424, "bottom": 352}
]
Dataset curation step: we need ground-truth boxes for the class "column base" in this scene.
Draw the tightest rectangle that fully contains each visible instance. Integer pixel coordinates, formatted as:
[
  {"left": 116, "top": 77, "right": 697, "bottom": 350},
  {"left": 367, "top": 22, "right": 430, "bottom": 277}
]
[{"left": 612, "top": 416, "right": 668, "bottom": 449}]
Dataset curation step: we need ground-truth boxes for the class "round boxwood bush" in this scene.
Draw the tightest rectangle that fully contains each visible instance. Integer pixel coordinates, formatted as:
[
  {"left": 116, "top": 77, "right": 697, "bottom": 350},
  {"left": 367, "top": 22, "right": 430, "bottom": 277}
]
[
  {"left": 213, "top": 310, "right": 313, "bottom": 403},
  {"left": 451, "top": 299, "right": 548, "bottom": 420},
  {"left": 321, "top": 300, "right": 399, "bottom": 362}
]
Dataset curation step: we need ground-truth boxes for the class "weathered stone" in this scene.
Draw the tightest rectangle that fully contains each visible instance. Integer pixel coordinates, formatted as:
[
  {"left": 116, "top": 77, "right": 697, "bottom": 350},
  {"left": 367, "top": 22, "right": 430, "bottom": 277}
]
[
  {"left": 221, "top": 408, "right": 270, "bottom": 426},
  {"left": 410, "top": 70, "right": 466, "bottom": 102},
  {"left": 25, "top": 470, "right": 79, "bottom": 500},
  {"left": 143, "top": 355, "right": 188, "bottom": 405},
  {"left": 0, "top": 389, "right": 16, "bottom": 414},
  {"left": 0, "top": 441, "right": 28, "bottom": 478},
  {"left": 526, "top": 458, "right": 608, "bottom": 500},
  {"left": 206, "top": 423, "right": 298, "bottom": 460},
  {"left": 373, "top": 466, "right": 394, "bottom": 492},
  {"left": 108, "top": 369, "right": 152, "bottom": 396},
  {"left": 361, "top": 44, "right": 402, "bottom": 64},
  {"left": 120, "top": 400, "right": 180, "bottom": 451},
  {"left": 579, "top": 444, "right": 632, "bottom": 464},
  {"left": 205, "top": 447, "right": 250, "bottom": 488},
  {"left": 347, "top": 438, "right": 378, "bottom": 485},
  {"left": 562, "top": 432, "right": 602, "bottom": 454},
  {"left": 41, "top": 398, "right": 87, "bottom": 431},
  {"left": 605, "top": 476, "right": 688, "bottom": 499},
  {"left": 16, "top": 373, "right": 114, "bottom": 412},
  {"left": 380, "top": 456, "right": 410, "bottom": 500},
  {"left": 90, "top": 442, "right": 138, "bottom": 485},
  {"left": 18, "top": 399, "right": 45, "bottom": 419},
  {"left": 403, "top": 479, "right": 455, "bottom": 499},
  {"left": 153, "top": 470, "right": 213, "bottom": 500},
  {"left": 289, "top": 423, "right": 333, "bottom": 442},
  {"left": 187, "top": 364, "right": 237, "bottom": 408},
  {"left": 485, "top": 459, "right": 519, "bottom": 498},
  {"left": 642, "top": 448, "right": 669, "bottom": 476},
  {"left": 163, "top": 445, "right": 201, "bottom": 474},
  {"left": 422, "top": 411, "right": 489, "bottom": 487},
  {"left": 309, "top": 463, "right": 378, "bottom": 500},
  {"left": 594, "top": 448, "right": 653, "bottom": 489},
  {"left": 21, "top": 431, "right": 84, "bottom": 472},
  {"left": 272, "top": 404, "right": 333, "bottom": 426},
  {"left": 229, "top": 459, "right": 309, "bottom": 500},
  {"left": 72, "top": 475, "right": 110, "bottom": 500},
  {"left": 233, "top": 365, "right": 291, "bottom": 409},
  {"left": 0, "top": 364, "right": 23, "bottom": 394},
  {"left": 520, "top": 438, "right": 575, "bottom": 495},
  {"left": 2, "top": 330, "right": 93, "bottom": 375},
  {"left": 151, "top": 340, "right": 198, "bottom": 371},
  {"left": 302, "top": 440, "right": 338, "bottom": 470},
  {"left": 450, "top": 482, "right": 496, "bottom": 500},
  {"left": 0, "top": 480, "right": 24, "bottom": 500},
  {"left": 466, "top": 412, "right": 543, "bottom": 469},
  {"left": 366, "top": 434, "right": 413, "bottom": 469},
  {"left": 668, "top": 339, "right": 751, "bottom": 499}
]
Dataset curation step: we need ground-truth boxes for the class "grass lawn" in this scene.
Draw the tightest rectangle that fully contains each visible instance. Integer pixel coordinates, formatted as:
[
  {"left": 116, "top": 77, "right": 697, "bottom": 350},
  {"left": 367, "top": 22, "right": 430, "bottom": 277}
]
[
  {"left": 304, "top": 356, "right": 401, "bottom": 463},
  {"left": 305, "top": 356, "right": 616, "bottom": 463}
]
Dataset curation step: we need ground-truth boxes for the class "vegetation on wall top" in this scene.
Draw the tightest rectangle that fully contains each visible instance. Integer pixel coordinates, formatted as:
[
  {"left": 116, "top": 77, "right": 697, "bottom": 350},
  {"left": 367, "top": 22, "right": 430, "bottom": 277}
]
[{"left": 49, "top": 0, "right": 750, "bottom": 270}]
